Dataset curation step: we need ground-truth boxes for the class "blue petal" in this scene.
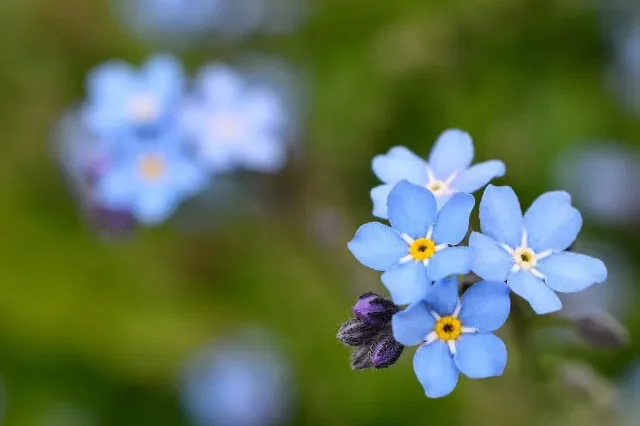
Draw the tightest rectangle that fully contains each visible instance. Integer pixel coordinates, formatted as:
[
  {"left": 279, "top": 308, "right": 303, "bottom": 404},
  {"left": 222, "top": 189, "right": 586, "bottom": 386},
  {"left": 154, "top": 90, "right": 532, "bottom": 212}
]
[
  {"left": 427, "top": 246, "right": 471, "bottom": 281},
  {"left": 347, "top": 222, "right": 407, "bottom": 271},
  {"left": 454, "top": 333, "right": 507, "bottom": 379},
  {"left": 508, "top": 270, "right": 562, "bottom": 314},
  {"left": 172, "top": 160, "right": 208, "bottom": 196},
  {"left": 196, "top": 64, "right": 243, "bottom": 103},
  {"left": 143, "top": 54, "right": 185, "bottom": 96},
  {"left": 451, "top": 160, "right": 506, "bottom": 194},
  {"left": 381, "top": 262, "right": 431, "bottom": 305},
  {"left": 469, "top": 232, "right": 513, "bottom": 281},
  {"left": 391, "top": 302, "right": 435, "bottom": 346},
  {"left": 432, "top": 193, "right": 475, "bottom": 245},
  {"left": 86, "top": 61, "right": 136, "bottom": 103},
  {"left": 387, "top": 181, "right": 437, "bottom": 238},
  {"left": 523, "top": 191, "right": 582, "bottom": 252},
  {"left": 95, "top": 168, "right": 137, "bottom": 208},
  {"left": 413, "top": 341, "right": 459, "bottom": 398},
  {"left": 370, "top": 184, "right": 393, "bottom": 219},
  {"left": 372, "top": 146, "right": 428, "bottom": 185},
  {"left": 537, "top": 252, "right": 608, "bottom": 293},
  {"left": 235, "top": 135, "right": 287, "bottom": 173},
  {"left": 244, "top": 88, "right": 285, "bottom": 130},
  {"left": 134, "top": 190, "right": 177, "bottom": 225},
  {"left": 459, "top": 281, "right": 511, "bottom": 332},
  {"left": 479, "top": 185, "right": 523, "bottom": 248},
  {"left": 425, "top": 277, "right": 459, "bottom": 317},
  {"left": 427, "top": 129, "right": 474, "bottom": 180}
]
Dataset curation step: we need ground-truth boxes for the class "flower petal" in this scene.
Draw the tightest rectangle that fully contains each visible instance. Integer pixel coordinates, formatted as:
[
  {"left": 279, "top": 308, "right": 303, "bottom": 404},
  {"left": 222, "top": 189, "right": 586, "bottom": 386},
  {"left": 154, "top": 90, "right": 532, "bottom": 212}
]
[
  {"left": 523, "top": 191, "right": 583, "bottom": 252},
  {"left": 370, "top": 184, "right": 393, "bottom": 219},
  {"left": 134, "top": 190, "right": 176, "bottom": 225},
  {"left": 347, "top": 222, "right": 407, "bottom": 271},
  {"left": 413, "top": 341, "right": 459, "bottom": 398},
  {"left": 381, "top": 262, "right": 432, "bottom": 305},
  {"left": 196, "top": 64, "right": 243, "bottom": 103},
  {"left": 387, "top": 181, "right": 437, "bottom": 238},
  {"left": 372, "top": 146, "right": 428, "bottom": 185},
  {"left": 427, "top": 129, "right": 474, "bottom": 180},
  {"left": 451, "top": 160, "right": 506, "bottom": 194},
  {"left": 425, "top": 276, "right": 459, "bottom": 317},
  {"left": 469, "top": 232, "right": 513, "bottom": 281},
  {"left": 95, "top": 168, "right": 136, "bottom": 208},
  {"left": 537, "top": 252, "right": 608, "bottom": 293},
  {"left": 479, "top": 185, "right": 523, "bottom": 248},
  {"left": 459, "top": 281, "right": 511, "bottom": 332},
  {"left": 454, "top": 333, "right": 507, "bottom": 379},
  {"left": 508, "top": 270, "right": 562, "bottom": 314},
  {"left": 427, "top": 247, "right": 471, "bottom": 281},
  {"left": 235, "top": 134, "right": 287, "bottom": 173},
  {"left": 432, "top": 193, "right": 475, "bottom": 245},
  {"left": 391, "top": 302, "right": 435, "bottom": 346}
]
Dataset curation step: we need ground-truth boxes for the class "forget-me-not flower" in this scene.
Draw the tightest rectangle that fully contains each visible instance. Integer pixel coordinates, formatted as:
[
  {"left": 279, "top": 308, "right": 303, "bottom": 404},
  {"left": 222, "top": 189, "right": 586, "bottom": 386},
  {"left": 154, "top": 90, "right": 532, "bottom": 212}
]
[
  {"left": 392, "top": 277, "right": 510, "bottom": 398},
  {"left": 93, "top": 128, "right": 208, "bottom": 225},
  {"left": 348, "top": 181, "right": 474, "bottom": 305},
  {"left": 83, "top": 54, "right": 185, "bottom": 137},
  {"left": 371, "top": 129, "right": 505, "bottom": 218},
  {"left": 182, "top": 64, "right": 288, "bottom": 173},
  {"left": 469, "top": 185, "right": 608, "bottom": 315}
]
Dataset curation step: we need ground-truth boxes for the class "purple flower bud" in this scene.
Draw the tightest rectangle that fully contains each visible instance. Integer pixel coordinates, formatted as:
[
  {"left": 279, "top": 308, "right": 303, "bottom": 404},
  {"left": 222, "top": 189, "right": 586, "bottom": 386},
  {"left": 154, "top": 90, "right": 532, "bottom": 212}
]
[
  {"left": 85, "top": 204, "right": 136, "bottom": 238},
  {"left": 353, "top": 293, "right": 398, "bottom": 326},
  {"left": 337, "top": 319, "right": 379, "bottom": 347},
  {"left": 370, "top": 335, "right": 404, "bottom": 369}
]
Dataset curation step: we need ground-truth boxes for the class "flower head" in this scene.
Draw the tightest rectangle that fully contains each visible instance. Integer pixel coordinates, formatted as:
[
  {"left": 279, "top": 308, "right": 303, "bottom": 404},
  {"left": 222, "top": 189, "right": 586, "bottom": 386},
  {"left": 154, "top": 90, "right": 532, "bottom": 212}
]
[
  {"left": 392, "top": 278, "right": 510, "bottom": 398},
  {"left": 182, "top": 64, "right": 288, "bottom": 174},
  {"left": 469, "top": 185, "right": 608, "bottom": 315},
  {"left": 83, "top": 54, "right": 185, "bottom": 137},
  {"left": 370, "top": 129, "right": 505, "bottom": 218},
  {"left": 93, "top": 129, "right": 208, "bottom": 225},
  {"left": 348, "top": 181, "right": 475, "bottom": 305}
]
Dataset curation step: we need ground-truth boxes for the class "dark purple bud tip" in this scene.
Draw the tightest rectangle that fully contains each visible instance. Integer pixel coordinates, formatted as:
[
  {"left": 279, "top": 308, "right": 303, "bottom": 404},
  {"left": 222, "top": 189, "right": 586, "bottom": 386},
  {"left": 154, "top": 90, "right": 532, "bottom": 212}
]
[
  {"left": 350, "top": 345, "right": 374, "bottom": 370},
  {"left": 337, "top": 318, "right": 379, "bottom": 347},
  {"left": 86, "top": 204, "right": 136, "bottom": 238},
  {"left": 370, "top": 335, "right": 404, "bottom": 369},
  {"left": 353, "top": 293, "right": 399, "bottom": 326}
]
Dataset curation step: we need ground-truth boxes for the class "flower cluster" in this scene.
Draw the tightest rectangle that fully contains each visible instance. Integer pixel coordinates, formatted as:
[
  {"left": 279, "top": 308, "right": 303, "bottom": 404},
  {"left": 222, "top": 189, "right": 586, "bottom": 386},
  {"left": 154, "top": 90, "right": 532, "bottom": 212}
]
[
  {"left": 56, "top": 54, "right": 290, "bottom": 229},
  {"left": 341, "top": 129, "right": 609, "bottom": 398}
]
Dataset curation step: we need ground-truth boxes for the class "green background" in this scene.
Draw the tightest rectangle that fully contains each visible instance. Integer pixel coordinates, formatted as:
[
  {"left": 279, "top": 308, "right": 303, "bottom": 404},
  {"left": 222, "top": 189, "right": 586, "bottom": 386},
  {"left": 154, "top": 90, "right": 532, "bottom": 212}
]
[{"left": 0, "top": 0, "right": 638, "bottom": 425}]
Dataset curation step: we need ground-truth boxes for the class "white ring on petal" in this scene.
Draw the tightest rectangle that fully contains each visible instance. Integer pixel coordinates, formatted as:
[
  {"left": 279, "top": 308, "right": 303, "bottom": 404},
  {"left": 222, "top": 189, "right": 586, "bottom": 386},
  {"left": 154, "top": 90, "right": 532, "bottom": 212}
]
[{"left": 447, "top": 340, "right": 457, "bottom": 355}]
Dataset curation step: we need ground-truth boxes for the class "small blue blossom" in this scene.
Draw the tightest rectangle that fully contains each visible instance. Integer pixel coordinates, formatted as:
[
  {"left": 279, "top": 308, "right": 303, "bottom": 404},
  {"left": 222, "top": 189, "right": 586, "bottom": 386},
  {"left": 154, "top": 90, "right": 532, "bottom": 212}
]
[
  {"left": 371, "top": 129, "right": 505, "bottom": 218},
  {"left": 469, "top": 185, "right": 608, "bottom": 315},
  {"left": 182, "top": 64, "right": 288, "bottom": 174},
  {"left": 83, "top": 54, "right": 185, "bottom": 137},
  {"left": 348, "top": 181, "right": 475, "bottom": 305},
  {"left": 93, "top": 128, "right": 208, "bottom": 225},
  {"left": 392, "top": 278, "right": 510, "bottom": 398}
]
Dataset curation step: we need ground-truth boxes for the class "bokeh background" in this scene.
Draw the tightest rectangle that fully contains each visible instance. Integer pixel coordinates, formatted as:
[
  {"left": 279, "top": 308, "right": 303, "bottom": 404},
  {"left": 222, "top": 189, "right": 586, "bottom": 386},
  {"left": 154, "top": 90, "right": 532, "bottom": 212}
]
[{"left": 1, "top": 0, "right": 639, "bottom": 425}]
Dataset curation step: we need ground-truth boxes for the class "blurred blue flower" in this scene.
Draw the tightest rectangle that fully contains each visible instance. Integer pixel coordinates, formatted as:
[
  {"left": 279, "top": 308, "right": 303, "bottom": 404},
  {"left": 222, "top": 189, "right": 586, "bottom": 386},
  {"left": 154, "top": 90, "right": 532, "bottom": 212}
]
[
  {"left": 469, "top": 185, "right": 608, "bottom": 315},
  {"left": 181, "top": 330, "right": 293, "bottom": 426},
  {"left": 93, "top": 128, "right": 208, "bottom": 225},
  {"left": 371, "top": 129, "right": 505, "bottom": 218},
  {"left": 392, "top": 278, "right": 510, "bottom": 398},
  {"left": 82, "top": 54, "right": 185, "bottom": 137},
  {"left": 182, "top": 64, "right": 288, "bottom": 173},
  {"left": 348, "top": 181, "right": 474, "bottom": 305}
]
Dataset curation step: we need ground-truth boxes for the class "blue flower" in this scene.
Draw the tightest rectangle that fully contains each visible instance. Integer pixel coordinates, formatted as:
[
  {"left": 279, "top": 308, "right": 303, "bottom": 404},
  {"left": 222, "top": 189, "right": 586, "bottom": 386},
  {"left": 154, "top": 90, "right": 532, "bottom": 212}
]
[
  {"left": 371, "top": 129, "right": 505, "bottom": 218},
  {"left": 182, "top": 64, "right": 288, "bottom": 173},
  {"left": 83, "top": 54, "right": 185, "bottom": 137},
  {"left": 348, "top": 181, "right": 475, "bottom": 305},
  {"left": 469, "top": 185, "right": 608, "bottom": 315},
  {"left": 392, "top": 278, "right": 510, "bottom": 398},
  {"left": 93, "top": 128, "right": 208, "bottom": 225}
]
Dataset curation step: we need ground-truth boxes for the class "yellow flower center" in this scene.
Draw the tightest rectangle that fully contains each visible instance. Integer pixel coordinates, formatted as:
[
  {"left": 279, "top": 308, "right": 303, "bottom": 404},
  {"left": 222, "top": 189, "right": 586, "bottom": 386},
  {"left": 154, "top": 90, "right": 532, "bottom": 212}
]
[
  {"left": 130, "top": 95, "right": 158, "bottom": 123},
  {"left": 435, "top": 316, "right": 462, "bottom": 341},
  {"left": 426, "top": 180, "right": 449, "bottom": 196},
  {"left": 409, "top": 238, "right": 436, "bottom": 261},
  {"left": 514, "top": 247, "right": 537, "bottom": 270},
  {"left": 138, "top": 154, "right": 166, "bottom": 181}
]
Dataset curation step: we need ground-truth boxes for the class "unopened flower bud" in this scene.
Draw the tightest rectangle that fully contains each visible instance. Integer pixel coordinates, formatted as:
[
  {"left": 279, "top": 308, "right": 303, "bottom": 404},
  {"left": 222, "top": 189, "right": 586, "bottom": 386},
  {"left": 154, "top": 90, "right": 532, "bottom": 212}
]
[
  {"left": 370, "top": 335, "right": 404, "bottom": 369},
  {"left": 85, "top": 204, "right": 136, "bottom": 238},
  {"left": 353, "top": 293, "right": 398, "bottom": 326},
  {"left": 350, "top": 345, "right": 374, "bottom": 370},
  {"left": 337, "top": 319, "right": 379, "bottom": 347},
  {"left": 574, "top": 312, "right": 629, "bottom": 349}
]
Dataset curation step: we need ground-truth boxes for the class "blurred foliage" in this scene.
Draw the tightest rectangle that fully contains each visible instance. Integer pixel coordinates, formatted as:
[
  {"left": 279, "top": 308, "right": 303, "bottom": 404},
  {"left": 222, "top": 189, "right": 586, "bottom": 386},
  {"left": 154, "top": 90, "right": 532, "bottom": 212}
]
[{"left": 0, "top": 0, "right": 639, "bottom": 425}]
